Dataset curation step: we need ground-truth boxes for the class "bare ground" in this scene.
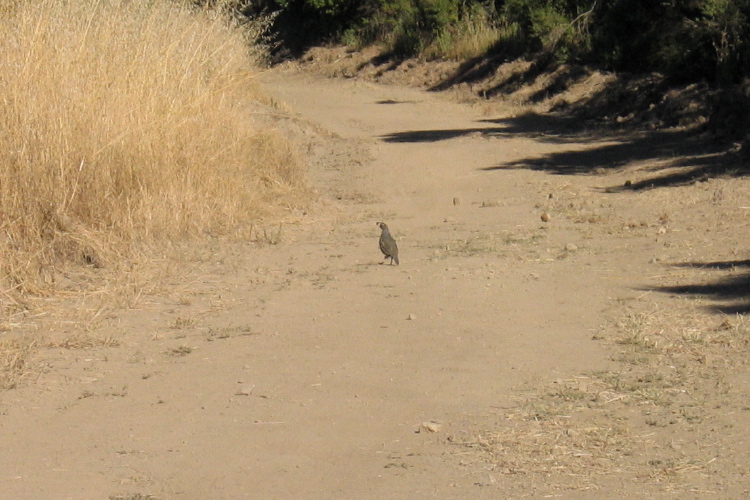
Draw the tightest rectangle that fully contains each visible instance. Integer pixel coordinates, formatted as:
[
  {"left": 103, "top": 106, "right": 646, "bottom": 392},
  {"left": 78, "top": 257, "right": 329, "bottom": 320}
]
[{"left": 1, "top": 59, "right": 749, "bottom": 499}]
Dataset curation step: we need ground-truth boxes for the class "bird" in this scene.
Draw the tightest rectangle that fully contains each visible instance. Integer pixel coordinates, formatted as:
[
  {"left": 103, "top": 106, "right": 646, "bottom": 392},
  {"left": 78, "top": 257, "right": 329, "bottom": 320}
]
[{"left": 377, "top": 222, "right": 399, "bottom": 265}]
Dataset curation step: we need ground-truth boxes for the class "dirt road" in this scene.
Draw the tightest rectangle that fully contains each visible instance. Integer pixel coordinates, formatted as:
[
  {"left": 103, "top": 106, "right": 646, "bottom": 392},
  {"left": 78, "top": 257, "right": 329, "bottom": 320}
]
[{"left": 2, "top": 68, "right": 748, "bottom": 499}]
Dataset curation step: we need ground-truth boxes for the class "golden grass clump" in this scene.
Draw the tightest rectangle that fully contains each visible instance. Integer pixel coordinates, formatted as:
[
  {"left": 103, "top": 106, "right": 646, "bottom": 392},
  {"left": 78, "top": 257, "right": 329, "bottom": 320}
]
[
  {"left": 423, "top": 6, "right": 503, "bottom": 61},
  {"left": 0, "top": 0, "right": 306, "bottom": 294},
  {"left": 0, "top": 337, "right": 36, "bottom": 389}
]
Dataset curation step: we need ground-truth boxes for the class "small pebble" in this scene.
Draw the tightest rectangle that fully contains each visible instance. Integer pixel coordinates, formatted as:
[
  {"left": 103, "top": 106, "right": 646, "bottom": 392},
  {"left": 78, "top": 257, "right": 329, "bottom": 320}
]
[
  {"left": 419, "top": 421, "right": 442, "bottom": 433},
  {"left": 236, "top": 385, "right": 255, "bottom": 396}
]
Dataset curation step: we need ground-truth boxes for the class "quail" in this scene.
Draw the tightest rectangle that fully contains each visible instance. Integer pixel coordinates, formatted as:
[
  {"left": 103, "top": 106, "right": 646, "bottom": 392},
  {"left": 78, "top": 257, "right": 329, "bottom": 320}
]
[{"left": 377, "top": 222, "right": 399, "bottom": 265}]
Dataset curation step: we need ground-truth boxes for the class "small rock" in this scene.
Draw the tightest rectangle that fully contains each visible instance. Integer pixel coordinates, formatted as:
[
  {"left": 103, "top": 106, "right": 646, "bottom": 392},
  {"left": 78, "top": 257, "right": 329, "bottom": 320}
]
[
  {"left": 419, "top": 421, "right": 442, "bottom": 433},
  {"left": 616, "top": 113, "right": 634, "bottom": 123},
  {"left": 624, "top": 179, "right": 632, "bottom": 187},
  {"left": 407, "top": 313, "right": 417, "bottom": 321},
  {"left": 540, "top": 212, "right": 551, "bottom": 222},
  {"left": 474, "top": 473, "right": 496, "bottom": 487},
  {"left": 236, "top": 385, "right": 255, "bottom": 396},
  {"left": 657, "top": 226, "right": 667, "bottom": 235},
  {"left": 452, "top": 197, "right": 461, "bottom": 206},
  {"left": 565, "top": 243, "right": 578, "bottom": 252}
]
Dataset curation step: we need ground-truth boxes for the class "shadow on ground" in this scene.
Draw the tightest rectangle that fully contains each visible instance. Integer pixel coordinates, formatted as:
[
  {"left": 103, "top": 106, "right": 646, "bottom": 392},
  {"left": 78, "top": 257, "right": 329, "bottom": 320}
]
[
  {"left": 479, "top": 124, "right": 745, "bottom": 190},
  {"left": 380, "top": 112, "right": 746, "bottom": 189},
  {"left": 429, "top": 52, "right": 750, "bottom": 142},
  {"left": 646, "top": 259, "right": 750, "bottom": 314},
  {"left": 366, "top": 49, "right": 750, "bottom": 189},
  {"left": 379, "top": 113, "right": 583, "bottom": 143}
]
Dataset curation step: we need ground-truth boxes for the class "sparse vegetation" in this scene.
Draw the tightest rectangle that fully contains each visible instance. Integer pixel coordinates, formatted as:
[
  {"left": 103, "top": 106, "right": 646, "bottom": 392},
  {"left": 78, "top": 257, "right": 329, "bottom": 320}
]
[
  {"left": 258, "top": 0, "right": 750, "bottom": 85},
  {"left": 430, "top": 229, "right": 545, "bottom": 260},
  {"left": 455, "top": 300, "right": 750, "bottom": 492},
  {"left": 0, "top": 0, "right": 307, "bottom": 299},
  {"left": 0, "top": 336, "right": 36, "bottom": 389}
]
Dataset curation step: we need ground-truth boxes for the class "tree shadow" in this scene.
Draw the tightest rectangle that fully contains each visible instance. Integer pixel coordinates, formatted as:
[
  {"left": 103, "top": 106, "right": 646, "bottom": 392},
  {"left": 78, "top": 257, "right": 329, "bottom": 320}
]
[
  {"left": 355, "top": 50, "right": 409, "bottom": 75},
  {"left": 428, "top": 53, "right": 750, "bottom": 184},
  {"left": 380, "top": 126, "right": 507, "bottom": 143},
  {"left": 430, "top": 54, "right": 513, "bottom": 91},
  {"left": 369, "top": 47, "right": 749, "bottom": 188},
  {"left": 644, "top": 260, "right": 750, "bottom": 314},
  {"left": 489, "top": 62, "right": 592, "bottom": 103},
  {"left": 430, "top": 53, "right": 698, "bottom": 134},
  {"left": 478, "top": 117, "right": 746, "bottom": 189},
  {"left": 379, "top": 109, "right": 746, "bottom": 188},
  {"left": 379, "top": 113, "right": 586, "bottom": 143}
]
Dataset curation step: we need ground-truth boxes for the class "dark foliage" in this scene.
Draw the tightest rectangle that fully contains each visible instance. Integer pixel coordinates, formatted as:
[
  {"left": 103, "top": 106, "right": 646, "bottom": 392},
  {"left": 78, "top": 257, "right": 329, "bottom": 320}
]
[{"left": 245, "top": 0, "right": 750, "bottom": 85}]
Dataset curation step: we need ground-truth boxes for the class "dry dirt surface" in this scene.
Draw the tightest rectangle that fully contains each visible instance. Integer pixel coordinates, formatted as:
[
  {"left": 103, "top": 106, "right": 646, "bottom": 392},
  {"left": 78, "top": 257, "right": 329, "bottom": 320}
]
[{"left": 1, "top": 63, "right": 749, "bottom": 500}]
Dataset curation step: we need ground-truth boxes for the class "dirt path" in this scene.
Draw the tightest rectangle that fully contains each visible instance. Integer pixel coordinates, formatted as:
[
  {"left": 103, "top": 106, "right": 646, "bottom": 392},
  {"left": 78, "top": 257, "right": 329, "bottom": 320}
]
[{"left": 2, "top": 68, "right": 748, "bottom": 499}]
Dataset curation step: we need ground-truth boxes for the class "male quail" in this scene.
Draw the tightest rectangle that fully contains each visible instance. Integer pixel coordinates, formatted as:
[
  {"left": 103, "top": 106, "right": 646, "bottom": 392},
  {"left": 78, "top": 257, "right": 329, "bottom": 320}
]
[{"left": 377, "top": 222, "right": 399, "bottom": 265}]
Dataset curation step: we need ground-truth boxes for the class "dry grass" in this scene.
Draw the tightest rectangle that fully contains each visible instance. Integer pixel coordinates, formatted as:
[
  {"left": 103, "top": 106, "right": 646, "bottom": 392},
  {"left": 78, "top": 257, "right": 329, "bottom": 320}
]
[
  {"left": 0, "top": 0, "right": 307, "bottom": 297},
  {"left": 45, "top": 333, "right": 120, "bottom": 350},
  {"left": 0, "top": 336, "right": 36, "bottom": 389},
  {"left": 451, "top": 376, "right": 641, "bottom": 489},
  {"left": 423, "top": 7, "right": 502, "bottom": 61},
  {"left": 431, "top": 228, "right": 545, "bottom": 260},
  {"left": 457, "top": 297, "right": 749, "bottom": 492}
]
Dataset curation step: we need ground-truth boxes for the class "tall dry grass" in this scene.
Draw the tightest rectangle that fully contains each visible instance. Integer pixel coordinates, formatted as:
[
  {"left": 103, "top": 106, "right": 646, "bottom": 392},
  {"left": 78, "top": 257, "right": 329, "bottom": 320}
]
[
  {"left": 423, "top": 5, "right": 502, "bottom": 61},
  {"left": 0, "top": 0, "right": 306, "bottom": 297}
]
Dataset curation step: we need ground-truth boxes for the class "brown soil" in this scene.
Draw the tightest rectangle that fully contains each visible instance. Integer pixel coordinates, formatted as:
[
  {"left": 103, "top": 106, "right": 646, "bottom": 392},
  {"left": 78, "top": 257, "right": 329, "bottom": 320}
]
[{"left": 1, "top": 52, "right": 749, "bottom": 499}]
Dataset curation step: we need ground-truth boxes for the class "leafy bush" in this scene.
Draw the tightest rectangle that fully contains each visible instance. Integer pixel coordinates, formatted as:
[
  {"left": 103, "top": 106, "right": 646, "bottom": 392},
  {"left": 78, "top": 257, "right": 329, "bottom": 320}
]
[
  {"left": 591, "top": 0, "right": 750, "bottom": 84},
  {"left": 257, "top": 0, "right": 362, "bottom": 54},
  {"left": 424, "top": 2, "right": 501, "bottom": 60},
  {"left": 374, "top": 0, "right": 462, "bottom": 57},
  {"left": 701, "top": 0, "right": 750, "bottom": 84},
  {"left": 254, "top": 0, "right": 750, "bottom": 84}
]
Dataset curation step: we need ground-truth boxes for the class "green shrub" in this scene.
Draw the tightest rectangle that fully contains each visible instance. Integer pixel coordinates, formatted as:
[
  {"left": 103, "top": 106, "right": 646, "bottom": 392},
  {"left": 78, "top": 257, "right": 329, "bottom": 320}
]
[
  {"left": 590, "top": 0, "right": 750, "bottom": 84},
  {"left": 424, "top": 2, "right": 501, "bottom": 60},
  {"left": 255, "top": 0, "right": 750, "bottom": 84},
  {"left": 701, "top": 0, "right": 750, "bottom": 84},
  {"left": 379, "top": 0, "right": 461, "bottom": 57}
]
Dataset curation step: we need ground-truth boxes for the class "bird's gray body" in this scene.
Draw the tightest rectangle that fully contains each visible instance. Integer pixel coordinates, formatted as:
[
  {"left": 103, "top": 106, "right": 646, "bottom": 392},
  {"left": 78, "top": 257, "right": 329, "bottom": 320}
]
[{"left": 377, "top": 222, "right": 399, "bottom": 265}]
